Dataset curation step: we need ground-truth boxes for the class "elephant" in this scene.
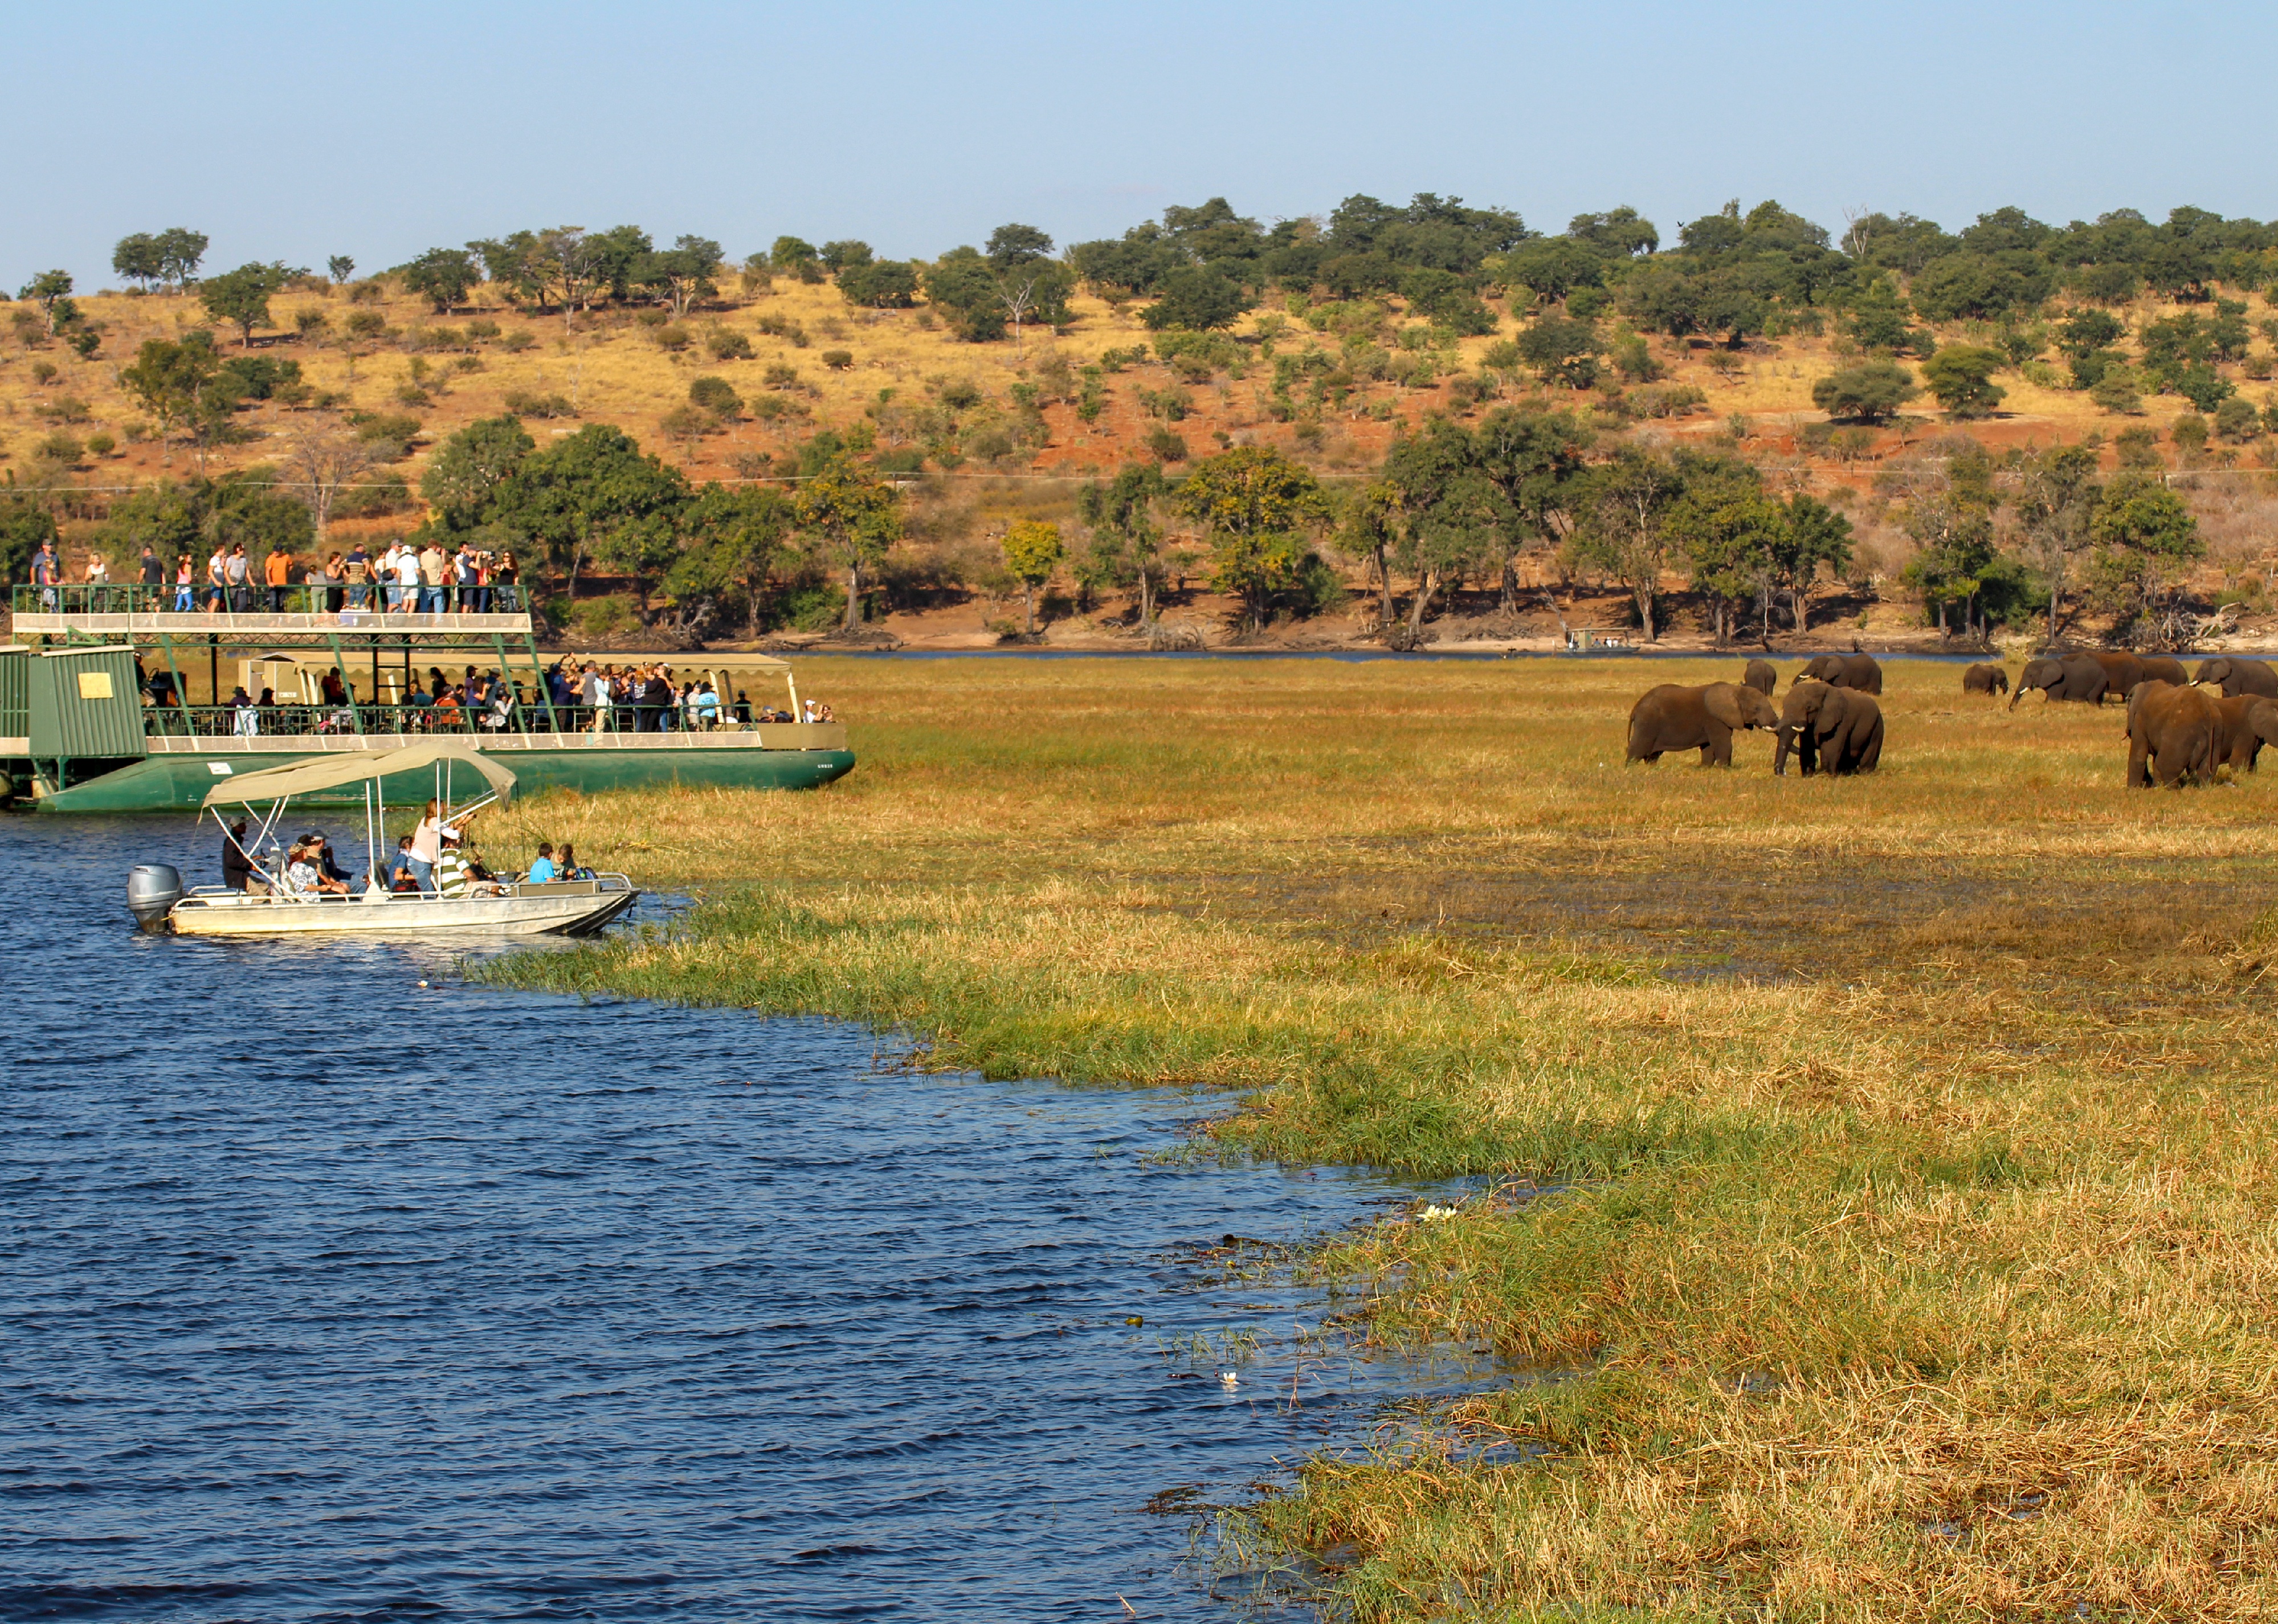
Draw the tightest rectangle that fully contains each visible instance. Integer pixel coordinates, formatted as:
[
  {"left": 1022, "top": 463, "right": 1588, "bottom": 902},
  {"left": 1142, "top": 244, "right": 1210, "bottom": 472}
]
[
  {"left": 1742, "top": 658, "right": 1777, "bottom": 696},
  {"left": 2210, "top": 693, "right": 2278, "bottom": 773},
  {"left": 1775, "top": 680, "right": 1885, "bottom": 776},
  {"left": 1796, "top": 652, "right": 1884, "bottom": 693},
  {"left": 2084, "top": 650, "right": 2148, "bottom": 703},
  {"left": 2191, "top": 656, "right": 2278, "bottom": 699},
  {"left": 1962, "top": 662, "right": 2008, "bottom": 695},
  {"left": 2010, "top": 653, "right": 2109, "bottom": 709},
  {"left": 2138, "top": 655, "right": 2189, "bottom": 688},
  {"left": 2126, "top": 679, "right": 2219, "bottom": 786},
  {"left": 1626, "top": 682, "right": 1782, "bottom": 766}
]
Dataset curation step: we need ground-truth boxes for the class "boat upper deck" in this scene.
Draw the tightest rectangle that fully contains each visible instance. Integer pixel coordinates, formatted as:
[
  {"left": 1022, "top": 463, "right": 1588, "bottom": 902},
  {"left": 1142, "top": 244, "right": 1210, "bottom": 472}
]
[{"left": 13, "top": 586, "right": 533, "bottom": 641}]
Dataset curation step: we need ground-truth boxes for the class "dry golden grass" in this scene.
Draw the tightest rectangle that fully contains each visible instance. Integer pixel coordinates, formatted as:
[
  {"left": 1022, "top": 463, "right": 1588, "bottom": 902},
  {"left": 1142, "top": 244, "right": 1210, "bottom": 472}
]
[{"left": 478, "top": 653, "right": 2278, "bottom": 1619}]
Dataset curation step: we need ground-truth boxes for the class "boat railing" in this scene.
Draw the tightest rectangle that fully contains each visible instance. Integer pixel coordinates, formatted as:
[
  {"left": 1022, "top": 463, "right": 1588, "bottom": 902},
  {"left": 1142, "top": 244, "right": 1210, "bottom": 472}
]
[
  {"left": 14, "top": 583, "right": 531, "bottom": 618},
  {"left": 143, "top": 702, "right": 805, "bottom": 742}
]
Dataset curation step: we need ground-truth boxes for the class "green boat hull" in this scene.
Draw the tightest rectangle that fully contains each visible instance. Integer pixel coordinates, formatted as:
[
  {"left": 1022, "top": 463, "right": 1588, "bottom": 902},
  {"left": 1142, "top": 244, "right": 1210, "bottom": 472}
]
[{"left": 26, "top": 746, "right": 856, "bottom": 813}]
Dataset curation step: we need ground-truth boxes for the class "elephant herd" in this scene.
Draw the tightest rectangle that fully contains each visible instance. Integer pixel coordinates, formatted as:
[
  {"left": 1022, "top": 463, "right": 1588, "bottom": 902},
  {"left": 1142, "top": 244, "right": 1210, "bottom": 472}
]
[
  {"left": 1626, "top": 654, "right": 1884, "bottom": 777},
  {"left": 1623, "top": 650, "right": 2278, "bottom": 786}
]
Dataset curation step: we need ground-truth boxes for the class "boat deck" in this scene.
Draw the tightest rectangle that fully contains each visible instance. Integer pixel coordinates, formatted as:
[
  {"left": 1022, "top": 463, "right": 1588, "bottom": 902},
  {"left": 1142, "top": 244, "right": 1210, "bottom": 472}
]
[{"left": 143, "top": 723, "right": 848, "bottom": 754}]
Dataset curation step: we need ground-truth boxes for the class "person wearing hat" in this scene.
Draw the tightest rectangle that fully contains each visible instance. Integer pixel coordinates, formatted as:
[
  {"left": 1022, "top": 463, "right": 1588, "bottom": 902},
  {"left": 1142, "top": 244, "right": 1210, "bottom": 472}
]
[{"left": 304, "top": 831, "right": 352, "bottom": 888}]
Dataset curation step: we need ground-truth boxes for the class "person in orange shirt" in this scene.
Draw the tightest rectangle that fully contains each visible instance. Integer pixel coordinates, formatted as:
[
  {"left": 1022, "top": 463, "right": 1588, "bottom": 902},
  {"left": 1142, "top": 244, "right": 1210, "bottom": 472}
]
[{"left": 264, "top": 544, "right": 294, "bottom": 612}]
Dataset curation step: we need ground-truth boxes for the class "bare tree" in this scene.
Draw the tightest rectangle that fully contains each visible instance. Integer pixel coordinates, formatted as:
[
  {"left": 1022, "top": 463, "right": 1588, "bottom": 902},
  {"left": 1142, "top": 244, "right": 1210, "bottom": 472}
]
[{"left": 287, "top": 422, "right": 379, "bottom": 546}]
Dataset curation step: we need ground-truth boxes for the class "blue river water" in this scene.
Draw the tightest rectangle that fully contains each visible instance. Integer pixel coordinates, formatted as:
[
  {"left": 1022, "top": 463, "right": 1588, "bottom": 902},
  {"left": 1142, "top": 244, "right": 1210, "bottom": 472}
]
[{"left": 1, "top": 817, "right": 1483, "bottom": 1622}]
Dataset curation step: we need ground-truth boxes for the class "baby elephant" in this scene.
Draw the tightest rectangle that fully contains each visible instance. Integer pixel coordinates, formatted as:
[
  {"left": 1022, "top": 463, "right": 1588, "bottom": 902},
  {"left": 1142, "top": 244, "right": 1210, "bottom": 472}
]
[
  {"left": 1962, "top": 662, "right": 2008, "bottom": 695},
  {"left": 1627, "top": 681, "right": 1781, "bottom": 766},
  {"left": 1742, "top": 658, "right": 1778, "bottom": 696},
  {"left": 1775, "top": 680, "right": 1884, "bottom": 776}
]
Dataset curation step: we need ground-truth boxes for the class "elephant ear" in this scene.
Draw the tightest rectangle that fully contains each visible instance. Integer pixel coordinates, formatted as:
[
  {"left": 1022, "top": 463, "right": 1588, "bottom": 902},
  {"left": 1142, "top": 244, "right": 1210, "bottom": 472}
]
[
  {"left": 1702, "top": 683, "right": 1746, "bottom": 728},
  {"left": 2251, "top": 699, "right": 2278, "bottom": 744},
  {"left": 1816, "top": 688, "right": 1848, "bottom": 737}
]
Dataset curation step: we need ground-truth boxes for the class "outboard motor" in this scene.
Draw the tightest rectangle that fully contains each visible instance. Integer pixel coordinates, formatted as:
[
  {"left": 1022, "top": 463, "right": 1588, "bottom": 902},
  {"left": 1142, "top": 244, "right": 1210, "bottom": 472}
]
[{"left": 126, "top": 864, "right": 184, "bottom": 933}]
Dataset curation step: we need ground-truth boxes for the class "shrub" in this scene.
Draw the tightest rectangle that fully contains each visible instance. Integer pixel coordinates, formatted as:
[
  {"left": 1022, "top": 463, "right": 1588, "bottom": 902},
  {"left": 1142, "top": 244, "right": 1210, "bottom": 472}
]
[
  {"left": 654, "top": 323, "right": 692, "bottom": 352},
  {"left": 689, "top": 376, "right": 742, "bottom": 417},
  {"left": 39, "top": 395, "right": 92, "bottom": 423},
  {"left": 38, "top": 431, "right": 84, "bottom": 463},
  {"left": 1811, "top": 359, "right": 1919, "bottom": 423},
  {"left": 466, "top": 319, "right": 501, "bottom": 341},
  {"left": 2113, "top": 426, "right": 2163, "bottom": 468},
  {"left": 2091, "top": 370, "right": 2144, "bottom": 414},
  {"left": 30, "top": 361, "right": 58, "bottom": 385},
  {"left": 938, "top": 377, "right": 983, "bottom": 409},
  {"left": 84, "top": 431, "right": 116, "bottom": 458},
  {"left": 501, "top": 390, "right": 575, "bottom": 419},
  {"left": 2170, "top": 413, "right": 2211, "bottom": 458},
  {"left": 344, "top": 309, "right": 389, "bottom": 340},
  {"left": 1146, "top": 425, "right": 1189, "bottom": 462},
  {"left": 500, "top": 331, "right": 535, "bottom": 354},
  {"left": 2215, "top": 395, "right": 2262, "bottom": 440},
  {"left": 762, "top": 361, "right": 802, "bottom": 390},
  {"left": 706, "top": 328, "right": 755, "bottom": 361},
  {"left": 352, "top": 413, "right": 423, "bottom": 458},
  {"left": 821, "top": 348, "right": 854, "bottom": 371},
  {"left": 1920, "top": 345, "right": 2006, "bottom": 418},
  {"left": 573, "top": 595, "right": 636, "bottom": 636}
]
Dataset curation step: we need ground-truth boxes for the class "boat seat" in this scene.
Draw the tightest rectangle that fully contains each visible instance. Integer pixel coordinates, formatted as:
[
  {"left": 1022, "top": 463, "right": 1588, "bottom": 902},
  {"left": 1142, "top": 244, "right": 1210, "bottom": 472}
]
[{"left": 522, "top": 879, "right": 600, "bottom": 896}]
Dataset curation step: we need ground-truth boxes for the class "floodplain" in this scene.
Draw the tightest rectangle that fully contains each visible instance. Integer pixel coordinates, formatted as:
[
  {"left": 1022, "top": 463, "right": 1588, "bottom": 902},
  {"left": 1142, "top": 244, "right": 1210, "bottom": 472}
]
[{"left": 485, "top": 652, "right": 2278, "bottom": 1621}]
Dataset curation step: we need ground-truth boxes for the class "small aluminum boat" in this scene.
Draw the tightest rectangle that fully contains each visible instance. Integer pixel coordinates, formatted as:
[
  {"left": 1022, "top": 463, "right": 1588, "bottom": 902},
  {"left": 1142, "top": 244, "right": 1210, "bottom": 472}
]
[{"left": 129, "top": 741, "right": 640, "bottom": 939}]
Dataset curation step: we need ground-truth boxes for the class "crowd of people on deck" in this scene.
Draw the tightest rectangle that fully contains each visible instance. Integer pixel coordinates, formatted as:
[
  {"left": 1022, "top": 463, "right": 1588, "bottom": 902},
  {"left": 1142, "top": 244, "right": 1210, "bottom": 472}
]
[
  {"left": 21, "top": 536, "right": 522, "bottom": 615},
  {"left": 222, "top": 801, "right": 598, "bottom": 902}
]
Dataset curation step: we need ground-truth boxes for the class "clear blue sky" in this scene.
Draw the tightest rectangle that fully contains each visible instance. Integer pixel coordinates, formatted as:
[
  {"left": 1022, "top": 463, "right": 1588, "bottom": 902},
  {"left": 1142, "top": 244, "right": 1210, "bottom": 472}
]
[{"left": 7, "top": 1, "right": 2273, "bottom": 290}]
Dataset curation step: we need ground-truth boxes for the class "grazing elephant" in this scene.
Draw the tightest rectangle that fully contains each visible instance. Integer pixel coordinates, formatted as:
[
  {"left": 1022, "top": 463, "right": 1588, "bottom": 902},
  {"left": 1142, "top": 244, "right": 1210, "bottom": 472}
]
[
  {"left": 1775, "top": 680, "right": 1885, "bottom": 777},
  {"left": 2192, "top": 656, "right": 2278, "bottom": 699},
  {"left": 1742, "top": 658, "right": 1777, "bottom": 696},
  {"left": 1797, "top": 652, "right": 1884, "bottom": 693},
  {"left": 2084, "top": 650, "right": 2148, "bottom": 703},
  {"left": 1626, "top": 682, "right": 1782, "bottom": 766},
  {"left": 2126, "top": 680, "right": 2219, "bottom": 786},
  {"left": 1962, "top": 662, "right": 2008, "bottom": 695},
  {"left": 2010, "top": 653, "right": 2109, "bottom": 709},
  {"left": 2210, "top": 693, "right": 2278, "bottom": 773},
  {"left": 2138, "top": 655, "right": 2188, "bottom": 688}
]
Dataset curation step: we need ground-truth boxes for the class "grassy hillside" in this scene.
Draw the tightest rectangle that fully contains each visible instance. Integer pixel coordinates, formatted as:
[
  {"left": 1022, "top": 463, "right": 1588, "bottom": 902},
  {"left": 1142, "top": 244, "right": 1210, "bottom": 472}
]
[{"left": 9, "top": 263, "right": 2278, "bottom": 647}]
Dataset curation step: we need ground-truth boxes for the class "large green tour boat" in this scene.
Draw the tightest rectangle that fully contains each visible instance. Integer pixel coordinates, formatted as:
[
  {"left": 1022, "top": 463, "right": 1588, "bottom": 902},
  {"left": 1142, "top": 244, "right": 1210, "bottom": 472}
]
[{"left": 3, "top": 587, "right": 854, "bottom": 813}]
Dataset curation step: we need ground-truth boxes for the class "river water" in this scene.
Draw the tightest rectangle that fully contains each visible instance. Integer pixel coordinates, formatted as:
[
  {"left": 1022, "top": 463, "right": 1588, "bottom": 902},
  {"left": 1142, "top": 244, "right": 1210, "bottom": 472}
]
[{"left": 1, "top": 818, "right": 1482, "bottom": 1622}]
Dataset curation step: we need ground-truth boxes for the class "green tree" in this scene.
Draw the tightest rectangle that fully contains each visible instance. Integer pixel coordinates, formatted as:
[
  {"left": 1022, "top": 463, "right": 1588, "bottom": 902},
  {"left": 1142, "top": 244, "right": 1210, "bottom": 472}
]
[
  {"left": 794, "top": 452, "right": 902, "bottom": 629},
  {"left": 113, "top": 235, "right": 166, "bottom": 292},
  {"left": 973, "top": 225, "right": 1074, "bottom": 353},
  {"left": 2087, "top": 471, "right": 2203, "bottom": 641},
  {"left": 491, "top": 423, "right": 688, "bottom": 606},
  {"left": 1811, "top": 359, "right": 1919, "bottom": 423},
  {"left": 771, "top": 236, "right": 823, "bottom": 282},
  {"left": 923, "top": 248, "right": 1007, "bottom": 342},
  {"left": 820, "top": 240, "right": 873, "bottom": 273},
  {"left": 838, "top": 259, "right": 920, "bottom": 309},
  {"left": 419, "top": 415, "right": 536, "bottom": 533},
  {"left": 1173, "top": 444, "right": 1332, "bottom": 631},
  {"left": 1075, "top": 462, "right": 1171, "bottom": 629},
  {"left": 120, "top": 332, "right": 241, "bottom": 468},
  {"left": 676, "top": 483, "right": 795, "bottom": 636},
  {"left": 1920, "top": 345, "right": 2007, "bottom": 418},
  {"left": 1568, "top": 447, "right": 1685, "bottom": 640},
  {"left": 638, "top": 235, "right": 724, "bottom": 320},
  {"left": 200, "top": 262, "right": 294, "bottom": 346},
  {"left": 328, "top": 254, "right": 356, "bottom": 285},
  {"left": 1471, "top": 406, "right": 1594, "bottom": 613},
  {"left": 155, "top": 227, "right": 208, "bottom": 288},
  {"left": 1887, "top": 440, "right": 2001, "bottom": 638},
  {"left": 1770, "top": 493, "right": 1854, "bottom": 634},
  {"left": 1001, "top": 519, "right": 1065, "bottom": 634},
  {"left": 1374, "top": 419, "right": 1510, "bottom": 634},
  {"left": 18, "top": 270, "right": 73, "bottom": 334},
  {"left": 1515, "top": 315, "right": 1602, "bottom": 389},
  {"left": 1140, "top": 266, "right": 1253, "bottom": 332},
  {"left": 401, "top": 248, "right": 477, "bottom": 312},
  {"left": 1665, "top": 456, "right": 1783, "bottom": 646},
  {"left": 2010, "top": 442, "right": 2102, "bottom": 642}
]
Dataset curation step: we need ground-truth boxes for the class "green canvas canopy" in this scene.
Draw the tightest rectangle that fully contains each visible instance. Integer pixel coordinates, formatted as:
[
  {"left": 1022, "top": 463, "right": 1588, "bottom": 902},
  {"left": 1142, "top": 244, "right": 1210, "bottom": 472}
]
[{"left": 200, "top": 740, "right": 517, "bottom": 808}]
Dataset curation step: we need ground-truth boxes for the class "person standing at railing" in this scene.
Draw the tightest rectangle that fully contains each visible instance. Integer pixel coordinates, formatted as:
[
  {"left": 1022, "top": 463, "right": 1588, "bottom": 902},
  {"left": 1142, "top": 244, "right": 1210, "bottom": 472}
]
[
  {"left": 224, "top": 543, "right": 252, "bottom": 612},
  {"left": 452, "top": 544, "right": 477, "bottom": 611},
  {"left": 494, "top": 548, "right": 518, "bottom": 613},
  {"left": 264, "top": 544, "right": 292, "bottom": 612},
  {"left": 344, "top": 543, "right": 370, "bottom": 609},
  {"left": 138, "top": 545, "right": 164, "bottom": 605},
  {"left": 31, "top": 538, "right": 60, "bottom": 609},
  {"left": 417, "top": 540, "right": 447, "bottom": 614},
  {"left": 173, "top": 554, "right": 194, "bottom": 611},
  {"left": 205, "top": 545, "right": 226, "bottom": 612}
]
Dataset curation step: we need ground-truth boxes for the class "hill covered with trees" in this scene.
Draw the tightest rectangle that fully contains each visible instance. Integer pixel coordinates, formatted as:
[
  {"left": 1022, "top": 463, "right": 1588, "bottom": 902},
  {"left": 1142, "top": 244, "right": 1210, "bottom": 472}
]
[{"left": 6, "top": 193, "right": 2277, "bottom": 650}]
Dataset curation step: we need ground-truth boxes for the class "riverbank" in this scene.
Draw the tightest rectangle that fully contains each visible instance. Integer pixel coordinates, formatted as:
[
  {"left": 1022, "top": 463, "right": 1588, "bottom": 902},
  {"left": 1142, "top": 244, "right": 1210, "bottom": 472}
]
[{"left": 479, "top": 654, "right": 2278, "bottom": 1619}]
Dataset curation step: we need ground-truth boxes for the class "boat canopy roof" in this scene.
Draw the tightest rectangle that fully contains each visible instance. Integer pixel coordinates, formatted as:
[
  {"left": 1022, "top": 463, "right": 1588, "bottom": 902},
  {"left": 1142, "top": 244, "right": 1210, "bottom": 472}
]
[{"left": 201, "top": 740, "right": 518, "bottom": 808}]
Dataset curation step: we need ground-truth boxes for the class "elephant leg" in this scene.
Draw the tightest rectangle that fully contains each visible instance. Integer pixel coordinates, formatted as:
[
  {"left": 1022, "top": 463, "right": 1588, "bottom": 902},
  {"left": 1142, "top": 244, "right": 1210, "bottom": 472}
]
[
  {"left": 1704, "top": 723, "right": 1733, "bottom": 766},
  {"left": 1858, "top": 720, "right": 1883, "bottom": 772},
  {"left": 2128, "top": 735, "right": 2151, "bottom": 788}
]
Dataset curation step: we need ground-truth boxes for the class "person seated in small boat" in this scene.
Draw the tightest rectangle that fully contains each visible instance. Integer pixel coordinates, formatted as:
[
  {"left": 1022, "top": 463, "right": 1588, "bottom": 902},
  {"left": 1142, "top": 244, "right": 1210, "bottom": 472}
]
[
  {"left": 284, "top": 838, "right": 349, "bottom": 897},
  {"left": 556, "top": 842, "right": 595, "bottom": 882},
  {"left": 387, "top": 834, "right": 422, "bottom": 893},
  {"left": 304, "top": 831, "right": 352, "bottom": 887},
  {"left": 525, "top": 842, "right": 558, "bottom": 884},
  {"left": 435, "top": 832, "right": 503, "bottom": 897},
  {"left": 692, "top": 681, "right": 721, "bottom": 728}
]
